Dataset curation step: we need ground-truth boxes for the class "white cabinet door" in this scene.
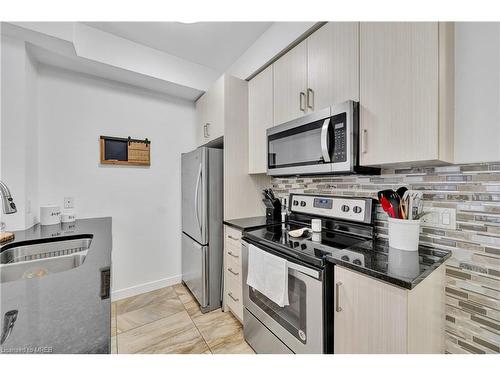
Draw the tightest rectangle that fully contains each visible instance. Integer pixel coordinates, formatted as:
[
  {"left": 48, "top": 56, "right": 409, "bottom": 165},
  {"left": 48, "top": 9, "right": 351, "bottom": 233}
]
[
  {"left": 248, "top": 65, "right": 273, "bottom": 174},
  {"left": 359, "top": 22, "right": 440, "bottom": 166},
  {"left": 195, "top": 93, "right": 208, "bottom": 147},
  {"left": 454, "top": 22, "right": 500, "bottom": 163},
  {"left": 196, "top": 76, "right": 225, "bottom": 145},
  {"left": 334, "top": 266, "right": 408, "bottom": 354},
  {"left": 273, "top": 40, "right": 308, "bottom": 125},
  {"left": 206, "top": 76, "right": 225, "bottom": 141},
  {"left": 307, "top": 22, "right": 359, "bottom": 111}
]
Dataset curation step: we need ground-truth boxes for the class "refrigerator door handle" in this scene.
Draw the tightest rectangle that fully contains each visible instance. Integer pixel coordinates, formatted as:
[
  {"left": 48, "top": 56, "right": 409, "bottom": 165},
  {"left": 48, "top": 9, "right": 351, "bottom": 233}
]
[{"left": 194, "top": 163, "right": 202, "bottom": 238}]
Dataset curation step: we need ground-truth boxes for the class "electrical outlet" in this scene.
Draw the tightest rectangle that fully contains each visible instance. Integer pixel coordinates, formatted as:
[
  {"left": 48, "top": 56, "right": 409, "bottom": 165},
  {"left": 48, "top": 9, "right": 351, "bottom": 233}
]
[
  {"left": 64, "top": 197, "right": 74, "bottom": 209},
  {"left": 421, "top": 207, "right": 456, "bottom": 230}
]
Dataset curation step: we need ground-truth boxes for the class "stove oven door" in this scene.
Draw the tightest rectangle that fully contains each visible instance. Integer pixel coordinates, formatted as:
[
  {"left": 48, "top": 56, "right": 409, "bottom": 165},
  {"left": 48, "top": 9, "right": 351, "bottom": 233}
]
[{"left": 241, "top": 241, "right": 324, "bottom": 354}]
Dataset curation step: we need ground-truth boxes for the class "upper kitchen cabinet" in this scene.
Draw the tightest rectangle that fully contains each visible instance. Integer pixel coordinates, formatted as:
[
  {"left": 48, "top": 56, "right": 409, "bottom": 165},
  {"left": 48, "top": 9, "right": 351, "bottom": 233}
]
[
  {"left": 359, "top": 22, "right": 454, "bottom": 166},
  {"left": 454, "top": 22, "right": 500, "bottom": 164},
  {"left": 307, "top": 22, "right": 359, "bottom": 111},
  {"left": 195, "top": 92, "right": 208, "bottom": 146},
  {"left": 196, "top": 75, "right": 225, "bottom": 146},
  {"left": 272, "top": 23, "right": 360, "bottom": 126},
  {"left": 248, "top": 65, "right": 273, "bottom": 174},
  {"left": 273, "top": 40, "right": 308, "bottom": 125}
]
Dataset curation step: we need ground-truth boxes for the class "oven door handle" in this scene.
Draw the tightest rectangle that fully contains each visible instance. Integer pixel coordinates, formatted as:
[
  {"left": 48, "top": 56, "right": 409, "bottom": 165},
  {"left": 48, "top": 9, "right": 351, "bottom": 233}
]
[
  {"left": 242, "top": 240, "right": 321, "bottom": 280},
  {"left": 320, "top": 118, "right": 331, "bottom": 163},
  {"left": 287, "top": 261, "right": 321, "bottom": 280}
]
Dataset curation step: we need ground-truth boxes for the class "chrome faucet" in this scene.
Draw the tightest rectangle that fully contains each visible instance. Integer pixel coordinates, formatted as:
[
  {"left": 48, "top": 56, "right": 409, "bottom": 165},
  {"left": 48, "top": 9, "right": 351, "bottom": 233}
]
[{"left": 0, "top": 180, "right": 17, "bottom": 215}]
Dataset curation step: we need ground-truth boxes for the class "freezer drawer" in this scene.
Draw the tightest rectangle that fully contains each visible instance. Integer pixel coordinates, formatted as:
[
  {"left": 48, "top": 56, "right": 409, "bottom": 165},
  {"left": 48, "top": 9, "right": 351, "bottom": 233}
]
[{"left": 182, "top": 233, "right": 208, "bottom": 308}]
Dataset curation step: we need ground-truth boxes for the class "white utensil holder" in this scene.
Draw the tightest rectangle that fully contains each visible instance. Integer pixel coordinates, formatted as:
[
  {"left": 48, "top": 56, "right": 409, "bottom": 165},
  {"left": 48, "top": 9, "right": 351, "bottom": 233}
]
[{"left": 387, "top": 217, "right": 421, "bottom": 251}]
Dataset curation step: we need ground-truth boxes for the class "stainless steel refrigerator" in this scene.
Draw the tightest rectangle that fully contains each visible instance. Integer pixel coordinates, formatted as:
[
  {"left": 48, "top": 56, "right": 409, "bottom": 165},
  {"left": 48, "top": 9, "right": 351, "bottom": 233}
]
[{"left": 181, "top": 147, "right": 223, "bottom": 313}]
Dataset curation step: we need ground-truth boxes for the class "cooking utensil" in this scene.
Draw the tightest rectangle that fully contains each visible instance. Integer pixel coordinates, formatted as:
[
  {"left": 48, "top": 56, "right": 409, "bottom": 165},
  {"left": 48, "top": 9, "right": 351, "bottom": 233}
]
[
  {"left": 409, "top": 191, "right": 423, "bottom": 219},
  {"left": 388, "top": 192, "right": 401, "bottom": 219},
  {"left": 396, "top": 186, "right": 408, "bottom": 199},
  {"left": 380, "top": 196, "right": 397, "bottom": 218},
  {"left": 398, "top": 190, "right": 410, "bottom": 219}
]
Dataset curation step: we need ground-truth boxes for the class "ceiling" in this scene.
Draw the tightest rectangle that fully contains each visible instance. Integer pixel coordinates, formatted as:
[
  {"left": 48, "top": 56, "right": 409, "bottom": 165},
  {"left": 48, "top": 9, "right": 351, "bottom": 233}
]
[{"left": 84, "top": 22, "right": 273, "bottom": 72}]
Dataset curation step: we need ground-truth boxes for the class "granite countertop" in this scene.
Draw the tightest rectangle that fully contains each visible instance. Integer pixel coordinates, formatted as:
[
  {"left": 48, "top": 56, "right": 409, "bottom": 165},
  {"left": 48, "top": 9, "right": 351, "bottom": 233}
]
[
  {"left": 0, "top": 218, "right": 112, "bottom": 353},
  {"left": 223, "top": 216, "right": 271, "bottom": 231},
  {"left": 326, "top": 238, "right": 451, "bottom": 289}
]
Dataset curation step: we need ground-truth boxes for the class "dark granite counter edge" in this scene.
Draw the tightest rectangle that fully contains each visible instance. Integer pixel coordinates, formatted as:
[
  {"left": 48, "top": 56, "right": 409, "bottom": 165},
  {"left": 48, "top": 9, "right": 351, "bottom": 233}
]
[
  {"left": 326, "top": 251, "right": 451, "bottom": 290},
  {"left": 223, "top": 216, "right": 270, "bottom": 231}
]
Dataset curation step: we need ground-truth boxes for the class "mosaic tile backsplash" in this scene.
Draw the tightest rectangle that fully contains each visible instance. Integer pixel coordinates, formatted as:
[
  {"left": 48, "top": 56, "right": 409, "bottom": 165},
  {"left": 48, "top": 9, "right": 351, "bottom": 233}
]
[{"left": 270, "top": 162, "right": 500, "bottom": 354}]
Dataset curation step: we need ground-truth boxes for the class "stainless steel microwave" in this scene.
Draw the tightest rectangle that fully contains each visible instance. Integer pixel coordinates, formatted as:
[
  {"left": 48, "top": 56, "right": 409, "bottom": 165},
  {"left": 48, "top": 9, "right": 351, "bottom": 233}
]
[{"left": 266, "top": 101, "right": 379, "bottom": 176}]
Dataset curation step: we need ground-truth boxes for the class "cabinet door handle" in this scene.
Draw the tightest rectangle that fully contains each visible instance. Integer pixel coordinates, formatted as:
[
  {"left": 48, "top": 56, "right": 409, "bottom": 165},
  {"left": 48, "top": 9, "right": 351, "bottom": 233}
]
[
  {"left": 307, "top": 88, "right": 314, "bottom": 110},
  {"left": 299, "top": 92, "right": 306, "bottom": 112},
  {"left": 227, "top": 267, "right": 239, "bottom": 276},
  {"left": 227, "top": 251, "right": 239, "bottom": 259},
  {"left": 205, "top": 123, "right": 210, "bottom": 138},
  {"left": 227, "top": 235, "right": 239, "bottom": 241},
  {"left": 362, "top": 129, "right": 368, "bottom": 154},
  {"left": 335, "top": 282, "right": 343, "bottom": 312},
  {"left": 228, "top": 292, "right": 239, "bottom": 302}
]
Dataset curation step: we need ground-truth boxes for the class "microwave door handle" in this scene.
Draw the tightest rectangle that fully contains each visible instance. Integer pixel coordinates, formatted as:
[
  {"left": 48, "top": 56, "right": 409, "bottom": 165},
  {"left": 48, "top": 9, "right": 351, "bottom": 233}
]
[{"left": 320, "top": 118, "right": 331, "bottom": 163}]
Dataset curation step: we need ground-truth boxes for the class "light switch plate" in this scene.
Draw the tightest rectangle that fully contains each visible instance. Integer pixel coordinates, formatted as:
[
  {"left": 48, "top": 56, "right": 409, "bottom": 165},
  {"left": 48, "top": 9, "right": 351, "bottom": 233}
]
[
  {"left": 64, "top": 197, "right": 74, "bottom": 209},
  {"left": 421, "top": 207, "right": 456, "bottom": 230}
]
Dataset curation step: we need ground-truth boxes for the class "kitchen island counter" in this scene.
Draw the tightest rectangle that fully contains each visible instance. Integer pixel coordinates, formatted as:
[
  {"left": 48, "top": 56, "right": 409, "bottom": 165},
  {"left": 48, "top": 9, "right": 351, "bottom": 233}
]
[{"left": 0, "top": 217, "right": 112, "bottom": 353}]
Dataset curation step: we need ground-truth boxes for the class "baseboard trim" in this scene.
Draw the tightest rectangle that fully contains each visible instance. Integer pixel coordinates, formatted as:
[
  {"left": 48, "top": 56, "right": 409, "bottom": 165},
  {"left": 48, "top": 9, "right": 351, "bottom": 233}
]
[{"left": 111, "top": 275, "right": 182, "bottom": 301}]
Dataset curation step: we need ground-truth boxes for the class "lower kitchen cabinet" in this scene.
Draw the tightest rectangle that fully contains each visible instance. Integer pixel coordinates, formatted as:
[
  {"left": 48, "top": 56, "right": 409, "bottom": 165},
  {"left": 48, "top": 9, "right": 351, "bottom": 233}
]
[
  {"left": 334, "top": 265, "right": 446, "bottom": 354},
  {"left": 223, "top": 225, "right": 244, "bottom": 321}
]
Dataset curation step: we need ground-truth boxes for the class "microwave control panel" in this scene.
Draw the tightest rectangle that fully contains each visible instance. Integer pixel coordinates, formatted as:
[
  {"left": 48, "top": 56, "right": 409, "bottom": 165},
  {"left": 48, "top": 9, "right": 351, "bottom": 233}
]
[{"left": 332, "top": 119, "right": 347, "bottom": 163}]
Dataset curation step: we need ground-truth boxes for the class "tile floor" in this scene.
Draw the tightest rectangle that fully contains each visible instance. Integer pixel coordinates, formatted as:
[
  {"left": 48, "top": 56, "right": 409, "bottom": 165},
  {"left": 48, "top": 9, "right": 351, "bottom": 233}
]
[{"left": 111, "top": 283, "right": 255, "bottom": 354}]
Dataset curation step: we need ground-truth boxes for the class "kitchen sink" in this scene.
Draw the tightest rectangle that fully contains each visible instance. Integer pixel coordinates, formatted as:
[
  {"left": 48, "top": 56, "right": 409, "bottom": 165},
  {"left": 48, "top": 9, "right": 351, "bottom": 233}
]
[{"left": 0, "top": 235, "right": 93, "bottom": 283}]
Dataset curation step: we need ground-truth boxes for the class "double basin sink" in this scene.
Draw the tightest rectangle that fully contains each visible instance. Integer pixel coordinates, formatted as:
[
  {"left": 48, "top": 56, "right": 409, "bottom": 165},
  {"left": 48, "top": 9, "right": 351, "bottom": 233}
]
[{"left": 0, "top": 235, "right": 93, "bottom": 283}]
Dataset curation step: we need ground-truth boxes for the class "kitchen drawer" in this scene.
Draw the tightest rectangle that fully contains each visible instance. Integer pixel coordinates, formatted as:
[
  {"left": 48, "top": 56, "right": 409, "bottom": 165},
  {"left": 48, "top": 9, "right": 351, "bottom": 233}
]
[
  {"left": 226, "top": 256, "right": 242, "bottom": 286},
  {"left": 225, "top": 266, "right": 243, "bottom": 320},
  {"left": 225, "top": 240, "right": 242, "bottom": 264},
  {"left": 225, "top": 226, "right": 242, "bottom": 242}
]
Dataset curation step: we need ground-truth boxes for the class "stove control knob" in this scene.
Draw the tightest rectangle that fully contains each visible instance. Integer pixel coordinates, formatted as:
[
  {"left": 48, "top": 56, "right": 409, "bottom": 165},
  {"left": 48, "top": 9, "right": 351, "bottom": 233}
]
[
  {"left": 353, "top": 259, "right": 362, "bottom": 266},
  {"left": 341, "top": 255, "right": 350, "bottom": 261},
  {"left": 341, "top": 205, "right": 350, "bottom": 212},
  {"left": 293, "top": 200, "right": 299, "bottom": 206},
  {"left": 353, "top": 206, "right": 363, "bottom": 214},
  {"left": 300, "top": 201, "right": 306, "bottom": 207}
]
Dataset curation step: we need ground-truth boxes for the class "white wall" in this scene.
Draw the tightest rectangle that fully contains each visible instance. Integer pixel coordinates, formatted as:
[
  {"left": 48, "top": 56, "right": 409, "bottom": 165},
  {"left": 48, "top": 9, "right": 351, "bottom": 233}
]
[
  {"left": 0, "top": 35, "right": 39, "bottom": 230},
  {"left": 36, "top": 65, "right": 197, "bottom": 298},
  {"left": 455, "top": 22, "right": 500, "bottom": 163}
]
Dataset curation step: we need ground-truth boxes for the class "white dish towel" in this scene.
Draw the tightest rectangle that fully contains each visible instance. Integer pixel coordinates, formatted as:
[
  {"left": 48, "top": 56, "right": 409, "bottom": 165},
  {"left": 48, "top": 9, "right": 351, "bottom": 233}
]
[{"left": 246, "top": 244, "right": 289, "bottom": 307}]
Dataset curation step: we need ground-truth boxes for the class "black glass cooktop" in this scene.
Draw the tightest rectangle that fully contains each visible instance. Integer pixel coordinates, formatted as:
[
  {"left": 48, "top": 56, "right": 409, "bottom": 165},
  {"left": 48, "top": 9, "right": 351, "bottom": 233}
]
[{"left": 243, "top": 222, "right": 368, "bottom": 267}]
